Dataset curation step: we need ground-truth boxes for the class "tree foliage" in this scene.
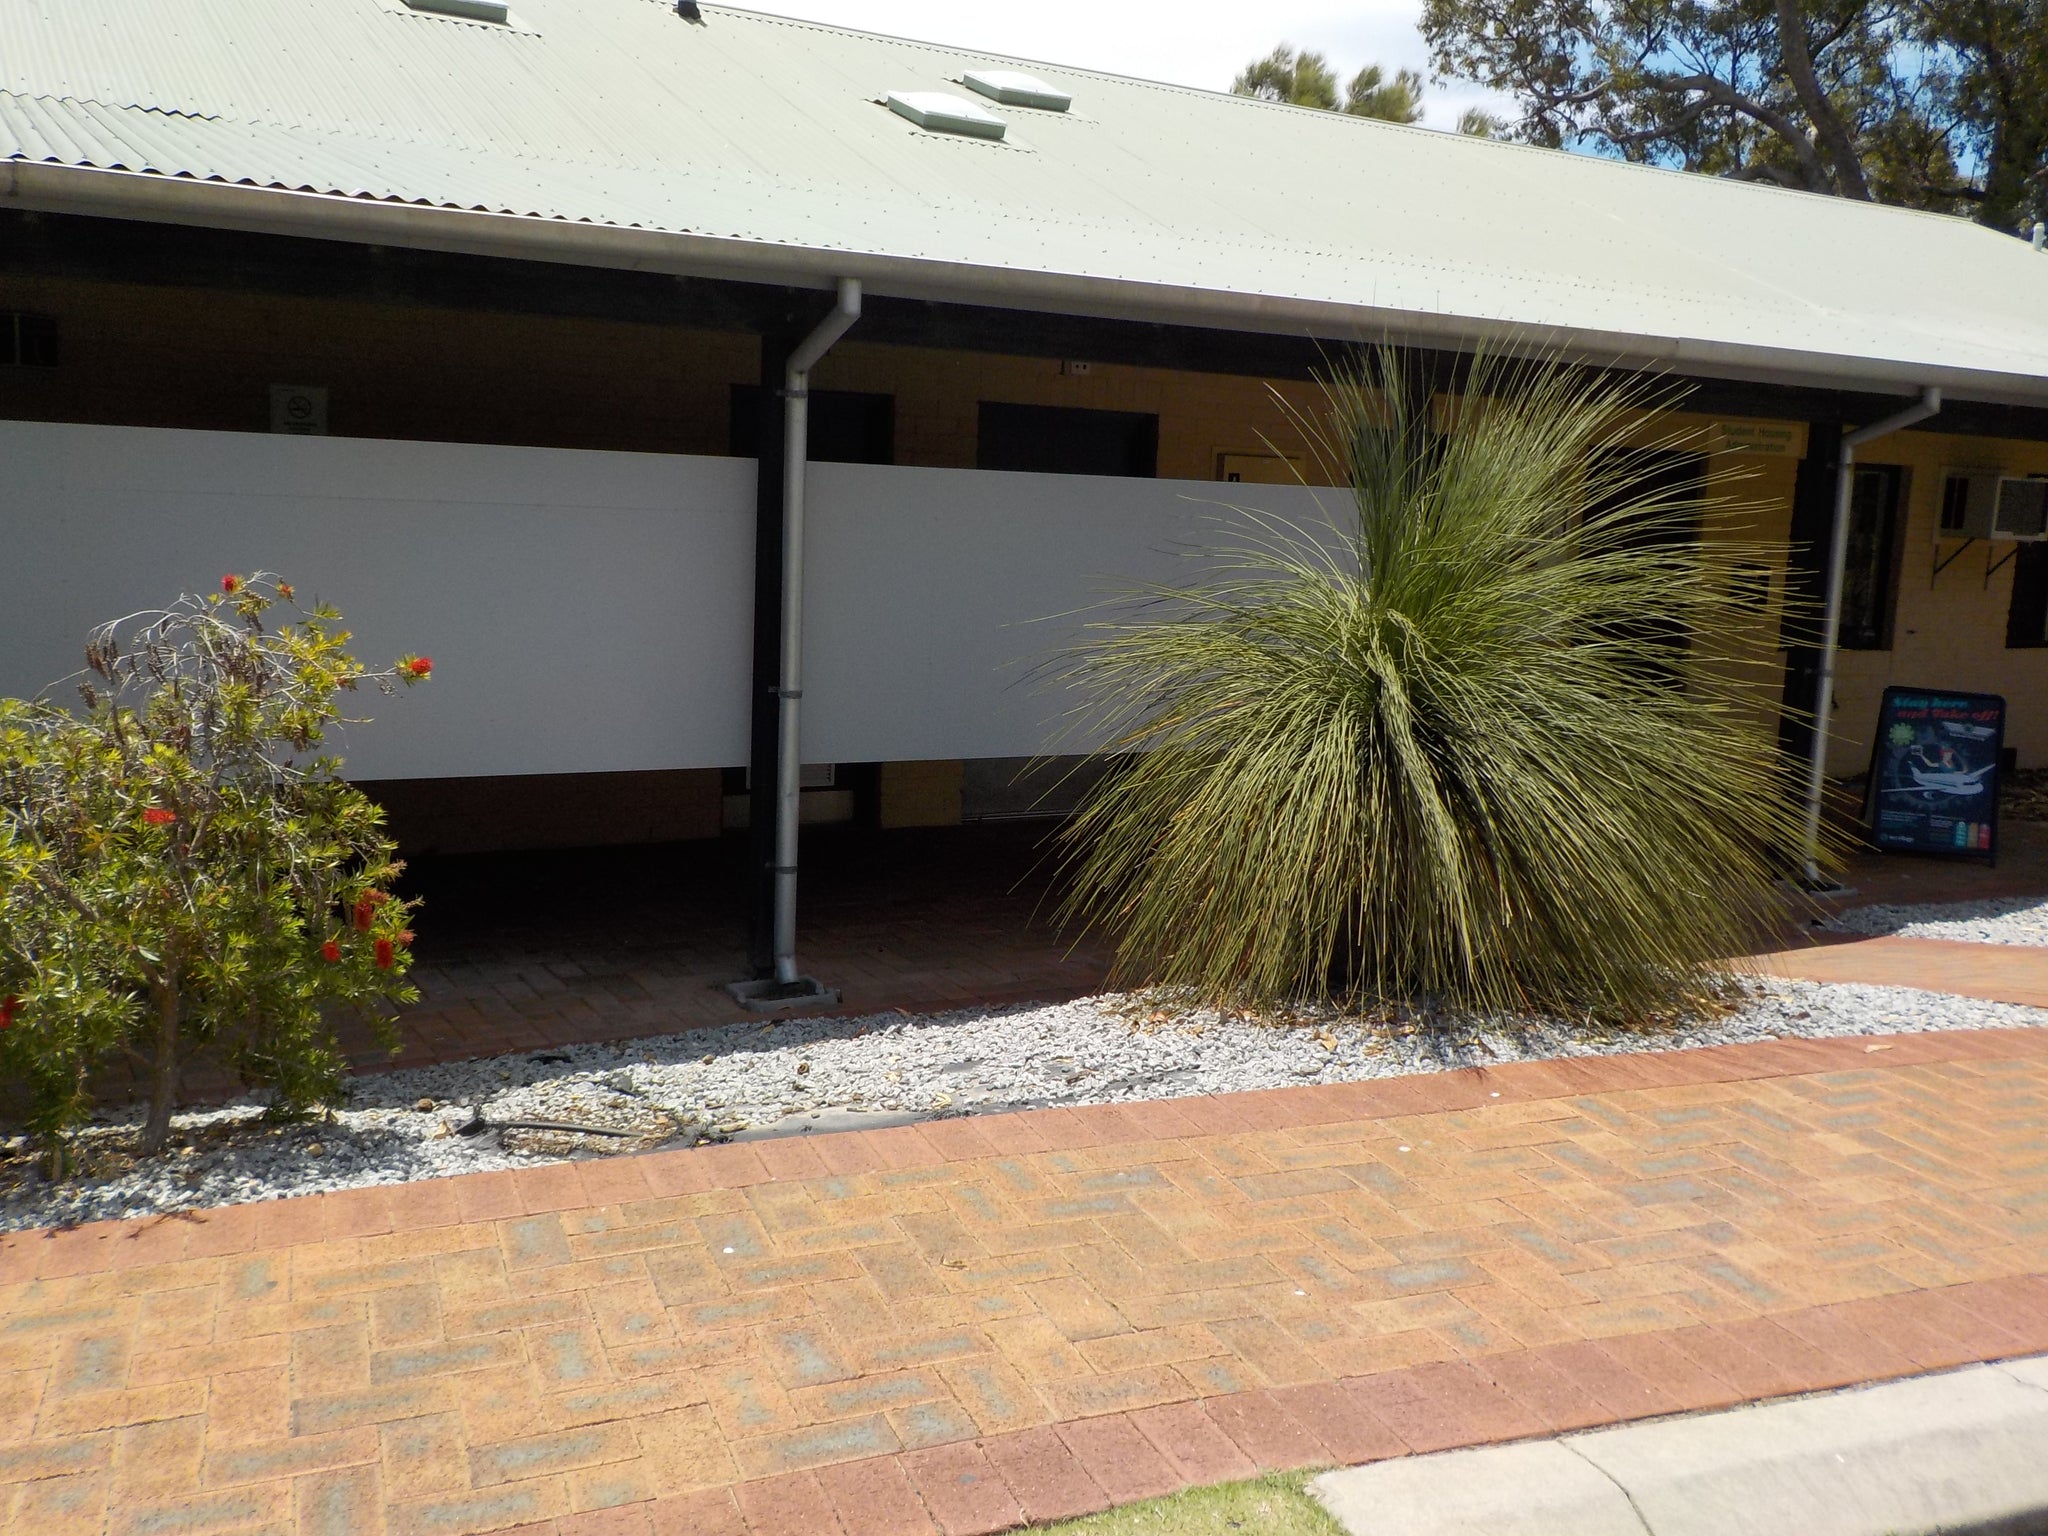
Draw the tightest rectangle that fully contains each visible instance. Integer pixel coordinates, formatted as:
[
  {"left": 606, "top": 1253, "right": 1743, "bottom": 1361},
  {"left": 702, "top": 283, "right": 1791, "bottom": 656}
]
[
  {"left": 1055, "top": 350, "right": 1822, "bottom": 1024},
  {"left": 1421, "top": 0, "right": 2048, "bottom": 228},
  {"left": 1233, "top": 46, "right": 1429, "bottom": 123},
  {"left": 0, "top": 575, "right": 430, "bottom": 1172}
]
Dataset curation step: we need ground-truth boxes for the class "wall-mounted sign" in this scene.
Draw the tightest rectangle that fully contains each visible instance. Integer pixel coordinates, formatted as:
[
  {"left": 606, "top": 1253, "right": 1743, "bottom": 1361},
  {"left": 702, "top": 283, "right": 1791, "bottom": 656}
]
[
  {"left": 1711, "top": 420, "right": 1807, "bottom": 457},
  {"left": 269, "top": 383, "right": 328, "bottom": 436},
  {"left": 1867, "top": 687, "right": 2005, "bottom": 861}
]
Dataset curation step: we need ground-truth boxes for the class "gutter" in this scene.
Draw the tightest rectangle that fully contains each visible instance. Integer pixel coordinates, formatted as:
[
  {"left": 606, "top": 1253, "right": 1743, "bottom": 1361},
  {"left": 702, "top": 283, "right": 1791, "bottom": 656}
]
[
  {"left": 10, "top": 162, "right": 2048, "bottom": 410},
  {"left": 1798, "top": 385, "right": 1942, "bottom": 886}
]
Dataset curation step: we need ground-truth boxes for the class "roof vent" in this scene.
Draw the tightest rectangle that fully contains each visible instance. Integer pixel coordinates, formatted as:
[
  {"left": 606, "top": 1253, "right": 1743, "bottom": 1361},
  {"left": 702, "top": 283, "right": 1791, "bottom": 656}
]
[
  {"left": 886, "top": 91, "right": 1006, "bottom": 140},
  {"left": 962, "top": 70, "right": 1071, "bottom": 112},
  {"left": 403, "top": 0, "right": 509, "bottom": 21}
]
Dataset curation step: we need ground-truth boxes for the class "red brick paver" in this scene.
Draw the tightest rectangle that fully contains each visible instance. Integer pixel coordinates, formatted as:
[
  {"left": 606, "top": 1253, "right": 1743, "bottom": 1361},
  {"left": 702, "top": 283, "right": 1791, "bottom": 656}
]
[
  {"left": 4, "top": 1024, "right": 2047, "bottom": 1535},
  {"left": 1754, "top": 934, "right": 2048, "bottom": 1009}
]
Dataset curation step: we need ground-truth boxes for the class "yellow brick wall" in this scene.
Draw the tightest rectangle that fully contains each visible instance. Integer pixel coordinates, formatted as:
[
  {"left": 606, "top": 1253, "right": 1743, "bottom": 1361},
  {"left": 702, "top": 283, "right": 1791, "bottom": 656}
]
[
  {"left": 0, "top": 276, "right": 1343, "bottom": 477},
  {"left": 813, "top": 342, "right": 1342, "bottom": 481},
  {"left": 1831, "top": 430, "right": 2048, "bottom": 772},
  {"left": 0, "top": 274, "right": 752, "bottom": 454}
]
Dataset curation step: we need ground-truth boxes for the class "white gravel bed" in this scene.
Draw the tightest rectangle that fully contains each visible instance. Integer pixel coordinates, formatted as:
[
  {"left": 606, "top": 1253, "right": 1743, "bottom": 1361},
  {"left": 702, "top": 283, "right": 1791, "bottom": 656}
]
[
  {"left": 1826, "top": 895, "right": 2048, "bottom": 946},
  {"left": 4, "top": 977, "right": 2043, "bottom": 1234}
]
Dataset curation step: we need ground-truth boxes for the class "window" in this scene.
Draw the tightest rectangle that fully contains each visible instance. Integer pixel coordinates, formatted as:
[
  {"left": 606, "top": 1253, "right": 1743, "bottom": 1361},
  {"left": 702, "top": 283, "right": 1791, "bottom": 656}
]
[
  {"left": 977, "top": 403, "right": 1158, "bottom": 477},
  {"left": 3, "top": 313, "right": 57, "bottom": 368},
  {"left": 1840, "top": 464, "right": 1905, "bottom": 650},
  {"left": 2010, "top": 544, "right": 2048, "bottom": 649},
  {"left": 728, "top": 387, "right": 894, "bottom": 465}
]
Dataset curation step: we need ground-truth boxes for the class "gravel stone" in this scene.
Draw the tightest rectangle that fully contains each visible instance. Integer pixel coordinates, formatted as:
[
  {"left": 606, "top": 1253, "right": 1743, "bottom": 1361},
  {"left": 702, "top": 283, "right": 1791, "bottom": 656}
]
[
  {"left": 4, "top": 904, "right": 2043, "bottom": 1233},
  {"left": 1827, "top": 896, "right": 2048, "bottom": 946}
]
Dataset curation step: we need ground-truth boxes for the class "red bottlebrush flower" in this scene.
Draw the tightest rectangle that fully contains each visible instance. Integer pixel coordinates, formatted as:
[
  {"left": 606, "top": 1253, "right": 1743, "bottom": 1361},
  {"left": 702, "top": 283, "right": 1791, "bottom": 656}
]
[
  {"left": 221, "top": 573, "right": 243, "bottom": 594},
  {"left": 405, "top": 656, "right": 433, "bottom": 679},
  {"left": 374, "top": 938, "right": 395, "bottom": 970},
  {"left": 397, "top": 930, "right": 415, "bottom": 950},
  {"left": 0, "top": 996, "right": 15, "bottom": 1030},
  {"left": 353, "top": 898, "right": 374, "bottom": 931},
  {"left": 142, "top": 808, "right": 177, "bottom": 826},
  {"left": 320, "top": 939, "right": 342, "bottom": 964},
  {"left": 276, "top": 581, "right": 295, "bottom": 601}
]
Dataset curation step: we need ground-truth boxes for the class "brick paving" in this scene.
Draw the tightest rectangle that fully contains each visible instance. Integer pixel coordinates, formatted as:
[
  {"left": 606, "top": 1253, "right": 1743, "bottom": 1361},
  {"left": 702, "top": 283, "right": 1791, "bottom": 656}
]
[
  {"left": 5, "top": 1023, "right": 2046, "bottom": 1536},
  {"left": 1756, "top": 934, "right": 2048, "bottom": 1008}
]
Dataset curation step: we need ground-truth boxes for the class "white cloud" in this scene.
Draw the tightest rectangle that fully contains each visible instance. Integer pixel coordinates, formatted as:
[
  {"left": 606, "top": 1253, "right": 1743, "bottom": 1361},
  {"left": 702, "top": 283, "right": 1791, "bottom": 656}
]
[{"left": 734, "top": 0, "right": 1515, "bottom": 132}]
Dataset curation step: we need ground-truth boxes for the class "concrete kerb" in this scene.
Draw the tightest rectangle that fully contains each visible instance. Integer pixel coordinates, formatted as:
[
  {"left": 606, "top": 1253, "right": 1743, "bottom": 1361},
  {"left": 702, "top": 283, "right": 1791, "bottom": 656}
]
[{"left": 1311, "top": 1355, "right": 2048, "bottom": 1536}]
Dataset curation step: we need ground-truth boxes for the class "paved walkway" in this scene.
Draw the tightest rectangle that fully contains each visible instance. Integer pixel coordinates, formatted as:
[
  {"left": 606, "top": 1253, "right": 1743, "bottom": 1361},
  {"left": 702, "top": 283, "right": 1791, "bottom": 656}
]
[
  {"left": 5, "top": 1023, "right": 2046, "bottom": 1536},
  {"left": 1755, "top": 934, "right": 2048, "bottom": 1009}
]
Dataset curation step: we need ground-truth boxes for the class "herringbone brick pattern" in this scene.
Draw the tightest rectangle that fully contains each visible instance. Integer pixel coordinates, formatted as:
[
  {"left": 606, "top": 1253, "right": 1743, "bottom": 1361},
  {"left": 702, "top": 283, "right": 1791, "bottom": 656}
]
[{"left": 3, "top": 1025, "right": 2045, "bottom": 1536}]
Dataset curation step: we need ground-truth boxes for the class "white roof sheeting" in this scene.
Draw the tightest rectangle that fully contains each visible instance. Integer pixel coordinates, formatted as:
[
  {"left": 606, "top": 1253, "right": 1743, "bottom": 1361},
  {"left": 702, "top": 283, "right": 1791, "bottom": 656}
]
[{"left": 5, "top": 0, "right": 2048, "bottom": 403}]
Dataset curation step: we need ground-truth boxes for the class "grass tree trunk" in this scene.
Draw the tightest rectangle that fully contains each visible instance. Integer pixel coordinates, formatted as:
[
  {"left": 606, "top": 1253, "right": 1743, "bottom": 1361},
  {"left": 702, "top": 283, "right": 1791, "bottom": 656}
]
[{"left": 141, "top": 976, "right": 181, "bottom": 1155}]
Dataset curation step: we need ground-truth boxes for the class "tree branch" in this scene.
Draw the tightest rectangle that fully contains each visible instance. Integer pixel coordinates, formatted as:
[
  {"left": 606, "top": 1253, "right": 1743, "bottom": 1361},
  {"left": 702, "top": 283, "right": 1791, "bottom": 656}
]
[
  {"left": 1728, "top": 162, "right": 1808, "bottom": 189},
  {"left": 1772, "top": 0, "right": 1873, "bottom": 198},
  {"left": 1657, "top": 71, "right": 1835, "bottom": 191}
]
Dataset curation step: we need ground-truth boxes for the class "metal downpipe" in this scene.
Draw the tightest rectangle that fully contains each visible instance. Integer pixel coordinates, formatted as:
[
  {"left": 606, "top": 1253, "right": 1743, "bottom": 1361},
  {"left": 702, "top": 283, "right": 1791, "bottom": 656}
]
[
  {"left": 771, "top": 277, "right": 861, "bottom": 986},
  {"left": 1799, "top": 386, "right": 1941, "bottom": 886}
]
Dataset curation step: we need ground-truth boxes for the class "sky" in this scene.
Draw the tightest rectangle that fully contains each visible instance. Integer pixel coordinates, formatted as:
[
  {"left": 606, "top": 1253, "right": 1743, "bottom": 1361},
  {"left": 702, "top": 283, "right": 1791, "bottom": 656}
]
[{"left": 741, "top": 0, "right": 1513, "bottom": 133}]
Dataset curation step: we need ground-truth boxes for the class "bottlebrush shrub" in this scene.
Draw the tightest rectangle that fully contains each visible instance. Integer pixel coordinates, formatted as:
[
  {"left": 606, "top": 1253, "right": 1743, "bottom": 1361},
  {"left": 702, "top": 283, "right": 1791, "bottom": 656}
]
[{"left": 0, "top": 574, "right": 430, "bottom": 1172}]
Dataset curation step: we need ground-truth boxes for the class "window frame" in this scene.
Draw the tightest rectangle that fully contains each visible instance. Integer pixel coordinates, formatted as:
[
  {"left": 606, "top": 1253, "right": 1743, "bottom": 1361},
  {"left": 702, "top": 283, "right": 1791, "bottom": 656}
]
[
  {"left": 1837, "top": 462, "right": 1907, "bottom": 652},
  {"left": 2008, "top": 539, "right": 2048, "bottom": 650}
]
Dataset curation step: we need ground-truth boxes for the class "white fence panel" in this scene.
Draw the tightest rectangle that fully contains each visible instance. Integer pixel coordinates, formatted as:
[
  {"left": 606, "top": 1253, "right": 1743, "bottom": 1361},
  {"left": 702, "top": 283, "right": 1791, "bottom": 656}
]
[
  {"left": 804, "top": 462, "right": 1338, "bottom": 762},
  {"left": 0, "top": 422, "right": 756, "bottom": 779},
  {"left": 1, "top": 423, "right": 1345, "bottom": 776}
]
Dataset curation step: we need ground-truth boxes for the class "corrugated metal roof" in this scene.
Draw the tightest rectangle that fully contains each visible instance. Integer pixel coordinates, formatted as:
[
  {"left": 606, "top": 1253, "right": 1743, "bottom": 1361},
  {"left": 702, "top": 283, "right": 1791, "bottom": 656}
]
[{"left": 6, "top": 0, "right": 2048, "bottom": 402}]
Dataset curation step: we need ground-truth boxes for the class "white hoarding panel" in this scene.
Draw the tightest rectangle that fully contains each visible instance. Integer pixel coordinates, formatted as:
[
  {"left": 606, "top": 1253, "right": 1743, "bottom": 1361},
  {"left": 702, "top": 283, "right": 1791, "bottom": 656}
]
[
  {"left": 1, "top": 423, "right": 1343, "bottom": 777},
  {"left": 0, "top": 422, "right": 755, "bottom": 779},
  {"left": 803, "top": 462, "right": 1339, "bottom": 762}
]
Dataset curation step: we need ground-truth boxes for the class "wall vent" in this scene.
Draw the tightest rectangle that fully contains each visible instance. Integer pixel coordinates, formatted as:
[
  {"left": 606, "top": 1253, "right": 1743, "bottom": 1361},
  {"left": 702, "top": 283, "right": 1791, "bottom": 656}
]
[
  {"left": 962, "top": 70, "right": 1071, "bottom": 112},
  {"left": 403, "top": 0, "right": 510, "bottom": 22},
  {"left": 886, "top": 91, "right": 1006, "bottom": 140}
]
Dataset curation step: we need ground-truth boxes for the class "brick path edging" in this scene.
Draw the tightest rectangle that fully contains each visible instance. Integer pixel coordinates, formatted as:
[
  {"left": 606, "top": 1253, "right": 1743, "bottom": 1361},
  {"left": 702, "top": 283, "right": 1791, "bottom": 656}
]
[
  {"left": 7, "top": 1023, "right": 2040, "bottom": 1277},
  {"left": 501, "top": 1273, "right": 2048, "bottom": 1536}
]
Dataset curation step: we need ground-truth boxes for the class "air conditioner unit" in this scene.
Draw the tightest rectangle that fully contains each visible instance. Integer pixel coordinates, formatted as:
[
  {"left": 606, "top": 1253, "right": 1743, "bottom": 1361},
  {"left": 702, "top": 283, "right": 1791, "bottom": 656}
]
[
  {"left": 1994, "top": 476, "right": 2048, "bottom": 540},
  {"left": 1939, "top": 470, "right": 2000, "bottom": 538}
]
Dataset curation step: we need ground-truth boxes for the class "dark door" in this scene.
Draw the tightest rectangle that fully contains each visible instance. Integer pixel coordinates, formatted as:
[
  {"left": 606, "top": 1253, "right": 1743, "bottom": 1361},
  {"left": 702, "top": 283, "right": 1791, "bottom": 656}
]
[
  {"left": 730, "top": 386, "right": 894, "bottom": 465},
  {"left": 976, "top": 402, "right": 1158, "bottom": 477}
]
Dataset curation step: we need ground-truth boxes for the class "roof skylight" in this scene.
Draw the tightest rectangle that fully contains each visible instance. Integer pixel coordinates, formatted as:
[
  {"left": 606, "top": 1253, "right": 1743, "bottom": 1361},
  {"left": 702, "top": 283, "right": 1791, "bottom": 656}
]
[
  {"left": 403, "top": 0, "right": 510, "bottom": 22},
  {"left": 886, "top": 91, "right": 1006, "bottom": 141},
  {"left": 962, "top": 70, "right": 1071, "bottom": 112}
]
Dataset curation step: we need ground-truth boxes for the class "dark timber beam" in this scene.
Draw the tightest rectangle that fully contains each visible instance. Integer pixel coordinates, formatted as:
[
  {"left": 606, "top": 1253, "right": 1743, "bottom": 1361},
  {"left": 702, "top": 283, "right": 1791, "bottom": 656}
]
[
  {"left": 745, "top": 328, "right": 796, "bottom": 978},
  {"left": 1779, "top": 418, "right": 1845, "bottom": 766}
]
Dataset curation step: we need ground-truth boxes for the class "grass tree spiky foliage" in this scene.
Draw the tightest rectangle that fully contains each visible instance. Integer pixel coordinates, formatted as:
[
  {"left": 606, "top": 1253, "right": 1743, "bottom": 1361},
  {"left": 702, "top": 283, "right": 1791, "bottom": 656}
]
[{"left": 1054, "top": 349, "right": 1822, "bottom": 1024}]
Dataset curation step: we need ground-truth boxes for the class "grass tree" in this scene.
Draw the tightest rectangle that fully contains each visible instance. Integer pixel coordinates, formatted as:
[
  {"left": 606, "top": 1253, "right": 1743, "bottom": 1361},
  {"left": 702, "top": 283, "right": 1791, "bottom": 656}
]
[
  {"left": 1055, "top": 350, "right": 1821, "bottom": 1024},
  {"left": 0, "top": 575, "right": 429, "bottom": 1171}
]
